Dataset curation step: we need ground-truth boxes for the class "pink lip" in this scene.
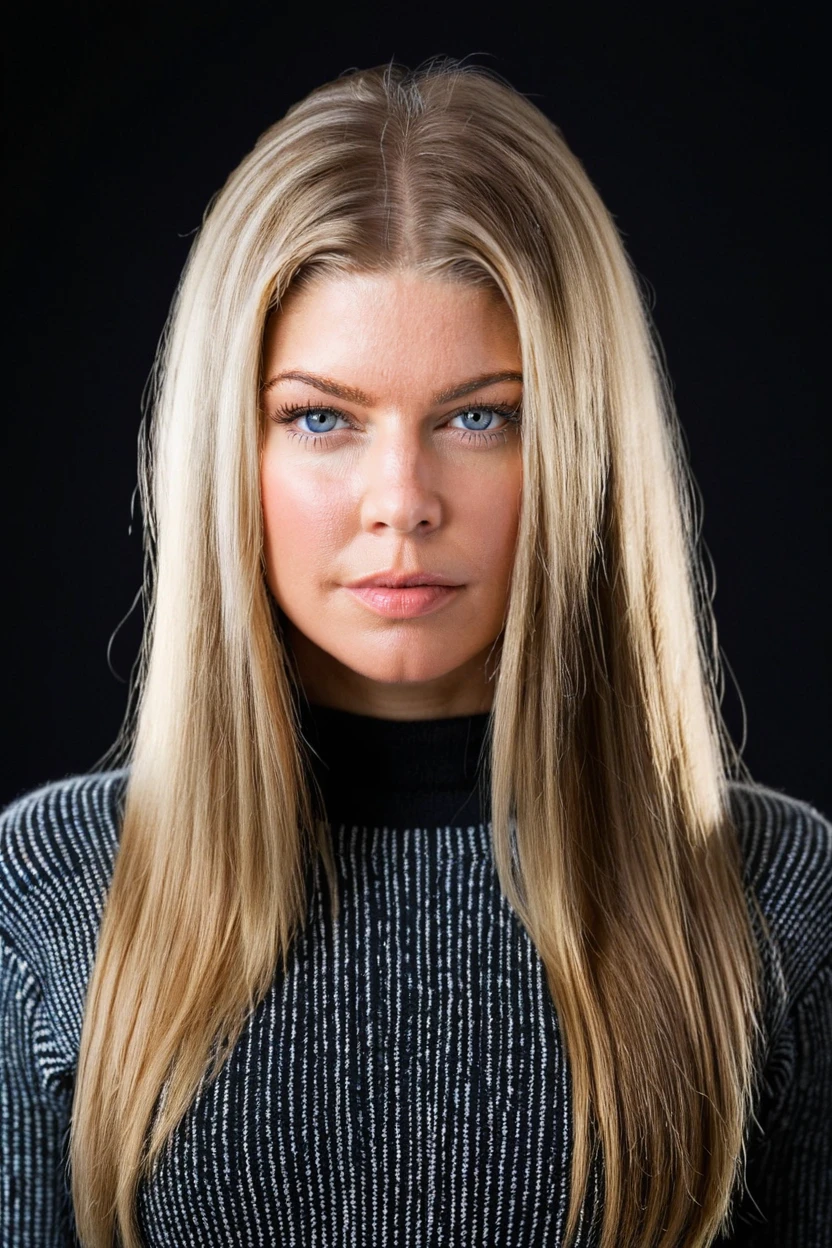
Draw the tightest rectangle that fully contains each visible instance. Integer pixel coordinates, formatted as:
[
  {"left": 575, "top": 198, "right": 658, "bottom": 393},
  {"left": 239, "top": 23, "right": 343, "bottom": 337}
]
[
  {"left": 346, "top": 570, "right": 461, "bottom": 589},
  {"left": 346, "top": 584, "right": 461, "bottom": 618}
]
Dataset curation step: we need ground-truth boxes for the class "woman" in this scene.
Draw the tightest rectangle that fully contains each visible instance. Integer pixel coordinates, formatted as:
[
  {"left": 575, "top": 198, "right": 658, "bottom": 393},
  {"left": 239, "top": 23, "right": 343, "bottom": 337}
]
[{"left": 1, "top": 59, "right": 829, "bottom": 1248}]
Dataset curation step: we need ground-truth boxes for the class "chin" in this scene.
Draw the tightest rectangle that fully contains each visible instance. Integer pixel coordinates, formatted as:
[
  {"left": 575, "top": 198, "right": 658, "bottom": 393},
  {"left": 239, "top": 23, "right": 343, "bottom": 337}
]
[
  {"left": 341, "top": 639, "right": 472, "bottom": 686},
  {"left": 352, "top": 661, "right": 462, "bottom": 686}
]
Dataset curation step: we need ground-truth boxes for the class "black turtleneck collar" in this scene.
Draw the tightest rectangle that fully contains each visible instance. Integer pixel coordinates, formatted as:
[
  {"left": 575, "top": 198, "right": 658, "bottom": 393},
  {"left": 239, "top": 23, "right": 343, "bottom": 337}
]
[{"left": 297, "top": 699, "right": 492, "bottom": 830}]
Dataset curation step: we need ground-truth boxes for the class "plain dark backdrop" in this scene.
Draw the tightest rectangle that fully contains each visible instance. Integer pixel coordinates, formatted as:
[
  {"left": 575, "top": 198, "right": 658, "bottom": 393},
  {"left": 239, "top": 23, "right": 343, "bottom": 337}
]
[{"left": 2, "top": 4, "right": 829, "bottom": 813}]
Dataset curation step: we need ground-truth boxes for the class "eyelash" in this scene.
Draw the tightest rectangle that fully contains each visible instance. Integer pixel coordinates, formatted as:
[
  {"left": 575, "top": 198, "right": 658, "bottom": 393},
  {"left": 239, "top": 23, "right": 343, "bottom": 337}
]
[{"left": 268, "top": 402, "right": 522, "bottom": 448}]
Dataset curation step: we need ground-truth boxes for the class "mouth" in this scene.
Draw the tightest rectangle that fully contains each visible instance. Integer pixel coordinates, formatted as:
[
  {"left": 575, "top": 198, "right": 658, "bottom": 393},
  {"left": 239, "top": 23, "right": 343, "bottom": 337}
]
[
  {"left": 344, "top": 582, "right": 462, "bottom": 619},
  {"left": 346, "top": 571, "right": 463, "bottom": 589}
]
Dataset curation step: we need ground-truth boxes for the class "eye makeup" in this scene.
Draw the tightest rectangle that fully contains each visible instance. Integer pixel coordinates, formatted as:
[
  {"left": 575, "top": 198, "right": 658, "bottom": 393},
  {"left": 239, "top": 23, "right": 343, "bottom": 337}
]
[{"left": 268, "top": 401, "right": 522, "bottom": 449}]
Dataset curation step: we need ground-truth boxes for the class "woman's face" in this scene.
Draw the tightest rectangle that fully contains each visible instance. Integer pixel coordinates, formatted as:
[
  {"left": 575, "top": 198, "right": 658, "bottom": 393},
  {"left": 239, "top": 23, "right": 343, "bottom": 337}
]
[{"left": 259, "top": 270, "right": 523, "bottom": 718}]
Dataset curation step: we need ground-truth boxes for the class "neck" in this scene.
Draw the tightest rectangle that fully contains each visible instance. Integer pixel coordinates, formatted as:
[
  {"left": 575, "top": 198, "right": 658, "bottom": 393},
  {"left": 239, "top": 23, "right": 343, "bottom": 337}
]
[{"left": 298, "top": 699, "right": 493, "bottom": 829}]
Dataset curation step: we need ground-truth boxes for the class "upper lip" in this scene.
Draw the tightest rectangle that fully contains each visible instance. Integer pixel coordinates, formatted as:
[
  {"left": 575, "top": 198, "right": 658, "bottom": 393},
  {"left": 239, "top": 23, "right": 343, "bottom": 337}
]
[{"left": 346, "top": 571, "right": 463, "bottom": 588}]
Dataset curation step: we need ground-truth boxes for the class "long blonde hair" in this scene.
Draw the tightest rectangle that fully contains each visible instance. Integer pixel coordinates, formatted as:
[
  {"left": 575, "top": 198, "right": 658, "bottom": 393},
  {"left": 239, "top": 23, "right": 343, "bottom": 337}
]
[{"left": 71, "top": 59, "right": 763, "bottom": 1247}]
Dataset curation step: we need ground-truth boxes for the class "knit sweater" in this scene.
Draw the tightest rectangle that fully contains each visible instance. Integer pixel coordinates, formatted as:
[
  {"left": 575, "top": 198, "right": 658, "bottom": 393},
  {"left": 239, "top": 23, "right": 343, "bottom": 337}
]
[{"left": 1, "top": 703, "right": 830, "bottom": 1247}]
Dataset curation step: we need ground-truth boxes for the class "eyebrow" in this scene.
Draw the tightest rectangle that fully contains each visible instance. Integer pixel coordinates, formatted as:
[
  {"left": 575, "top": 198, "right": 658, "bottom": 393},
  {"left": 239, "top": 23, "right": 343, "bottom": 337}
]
[{"left": 260, "top": 369, "right": 523, "bottom": 406}]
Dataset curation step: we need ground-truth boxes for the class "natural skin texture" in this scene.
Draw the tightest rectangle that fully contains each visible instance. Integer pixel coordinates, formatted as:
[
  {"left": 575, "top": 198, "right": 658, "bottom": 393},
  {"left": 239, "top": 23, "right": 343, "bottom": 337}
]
[{"left": 259, "top": 272, "right": 524, "bottom": 720}]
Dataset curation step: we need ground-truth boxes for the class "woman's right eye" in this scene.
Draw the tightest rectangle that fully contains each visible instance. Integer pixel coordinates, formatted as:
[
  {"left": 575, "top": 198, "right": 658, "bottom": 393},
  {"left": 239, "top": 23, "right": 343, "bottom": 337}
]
[
  {"left": 294, "top": 408, "right": 345, "bottom": 433},
  {"left": 271, "top": 405, "right": 351, "bottom": 437}
]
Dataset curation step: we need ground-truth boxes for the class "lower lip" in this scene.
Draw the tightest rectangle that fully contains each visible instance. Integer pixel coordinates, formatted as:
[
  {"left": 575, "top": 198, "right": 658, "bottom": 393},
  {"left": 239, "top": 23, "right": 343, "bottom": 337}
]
[{"left": 346, "top": 585, "right": 461, "bottom": 618}]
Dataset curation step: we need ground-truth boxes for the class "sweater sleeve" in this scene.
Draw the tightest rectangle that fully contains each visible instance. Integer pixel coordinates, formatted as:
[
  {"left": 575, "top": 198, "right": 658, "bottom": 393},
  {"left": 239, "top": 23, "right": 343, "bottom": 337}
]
[
  {"left": 719, "top": 957, "right": 832, "bottom": 1247},
  {"left": 0, "top": 938, "right": 78, "bottom": 1246}
]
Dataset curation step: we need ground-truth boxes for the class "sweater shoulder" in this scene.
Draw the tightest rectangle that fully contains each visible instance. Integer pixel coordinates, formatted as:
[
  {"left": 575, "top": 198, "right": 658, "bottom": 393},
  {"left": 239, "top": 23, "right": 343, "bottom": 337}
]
[
  {"left": 0, "top": 770, "right": 128, "bottom": 974},
  {"left": 726, "top": 780, "right": 832, "bottom": 1010}
]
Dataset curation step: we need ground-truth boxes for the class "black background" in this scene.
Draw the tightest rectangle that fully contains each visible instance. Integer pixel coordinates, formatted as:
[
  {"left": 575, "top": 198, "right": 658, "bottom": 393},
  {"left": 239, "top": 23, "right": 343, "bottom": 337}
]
[{"left": 3, "top": 4, "right": 829, "bottom": 813}]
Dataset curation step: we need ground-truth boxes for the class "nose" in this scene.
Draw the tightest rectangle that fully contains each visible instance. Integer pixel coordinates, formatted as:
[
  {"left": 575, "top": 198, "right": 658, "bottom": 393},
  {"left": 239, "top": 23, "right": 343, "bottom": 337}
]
[{"left": 358, "top": 426, "right": 443, "bottom": 535}]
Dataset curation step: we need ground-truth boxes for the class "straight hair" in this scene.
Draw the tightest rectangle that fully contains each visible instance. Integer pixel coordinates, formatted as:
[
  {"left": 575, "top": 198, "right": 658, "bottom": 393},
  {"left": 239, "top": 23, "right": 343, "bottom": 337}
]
[{"left": 71, "top": 59, "right": 763, "bottom": 1247}]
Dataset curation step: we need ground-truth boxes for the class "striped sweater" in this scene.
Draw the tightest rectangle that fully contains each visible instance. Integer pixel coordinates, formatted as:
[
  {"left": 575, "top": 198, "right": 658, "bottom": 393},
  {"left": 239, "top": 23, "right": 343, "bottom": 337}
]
[{"left": 1, "top": 704, "right": 830, "bottom": 1246}]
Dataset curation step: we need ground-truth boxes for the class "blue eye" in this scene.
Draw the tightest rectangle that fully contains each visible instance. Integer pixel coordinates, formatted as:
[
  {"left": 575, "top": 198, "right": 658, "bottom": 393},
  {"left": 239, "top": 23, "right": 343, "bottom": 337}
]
[
  {"left": 455, "top": 408, "right": 498, "bottom": 431},
  {"left": 270, "top": 400, "right": 521, "bottom": 447},
  {"left": 297, "top": 409, "right": 342, "bottom": 433}
]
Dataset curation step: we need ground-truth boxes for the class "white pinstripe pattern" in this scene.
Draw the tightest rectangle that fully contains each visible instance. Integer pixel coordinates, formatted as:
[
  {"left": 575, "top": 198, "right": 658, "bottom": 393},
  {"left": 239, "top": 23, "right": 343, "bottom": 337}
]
[{"left": 1, "top": 767, "right": 830, "bottom": 1246}]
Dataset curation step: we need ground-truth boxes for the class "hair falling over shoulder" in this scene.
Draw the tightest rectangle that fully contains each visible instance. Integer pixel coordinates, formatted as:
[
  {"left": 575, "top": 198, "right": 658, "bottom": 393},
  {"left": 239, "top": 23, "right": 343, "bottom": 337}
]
[{"left": 70, "top": 57, "right": 764, "bottom": 1247}]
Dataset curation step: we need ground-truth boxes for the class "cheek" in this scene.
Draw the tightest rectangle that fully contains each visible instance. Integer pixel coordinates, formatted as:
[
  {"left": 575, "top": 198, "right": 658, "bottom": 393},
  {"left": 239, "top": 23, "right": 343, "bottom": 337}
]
[
  {"left": 260, "top": 453, "right": 350, "bottom": 599},
  {"left": 460, "top": 460, "right": 523, "bottom": 578}
]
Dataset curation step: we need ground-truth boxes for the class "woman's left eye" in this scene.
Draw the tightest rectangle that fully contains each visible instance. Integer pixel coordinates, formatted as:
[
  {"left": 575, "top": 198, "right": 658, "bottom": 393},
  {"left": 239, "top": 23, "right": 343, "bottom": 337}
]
[
  {"left": 446, "top": 405, "right": 522, "bottom": 442},
  {"left": 450, "top": 407, "right": 506, "bottom": 433}
]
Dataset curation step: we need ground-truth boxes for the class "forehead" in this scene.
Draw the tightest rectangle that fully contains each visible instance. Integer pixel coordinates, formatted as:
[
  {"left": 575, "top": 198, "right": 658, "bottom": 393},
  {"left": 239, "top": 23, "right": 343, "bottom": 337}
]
[{"left": 262, "top": 271, "right": 520, "bottom": 398}]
